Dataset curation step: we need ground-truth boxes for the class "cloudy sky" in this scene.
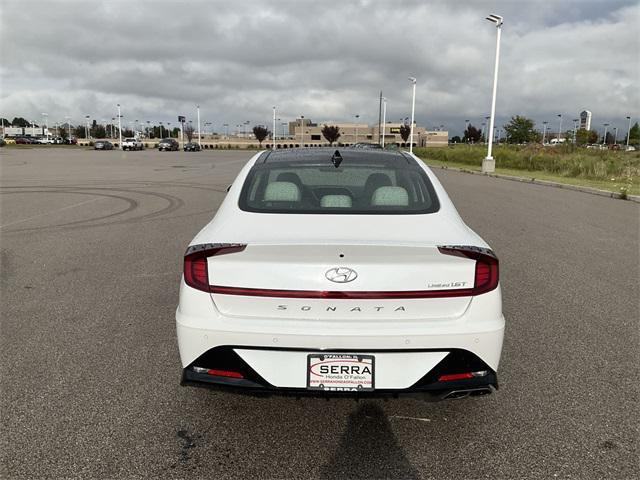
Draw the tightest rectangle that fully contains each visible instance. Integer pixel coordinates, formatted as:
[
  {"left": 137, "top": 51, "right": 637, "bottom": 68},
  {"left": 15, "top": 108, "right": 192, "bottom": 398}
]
[{"left": 1, "top": 0, "right": 638, "bottom": 135}]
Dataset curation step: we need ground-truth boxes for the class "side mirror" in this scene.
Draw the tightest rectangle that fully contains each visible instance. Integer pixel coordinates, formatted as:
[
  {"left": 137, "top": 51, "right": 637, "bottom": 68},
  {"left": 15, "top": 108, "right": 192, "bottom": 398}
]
[{"left": 226, "top": 184, "right": 232, "bottom": 192}]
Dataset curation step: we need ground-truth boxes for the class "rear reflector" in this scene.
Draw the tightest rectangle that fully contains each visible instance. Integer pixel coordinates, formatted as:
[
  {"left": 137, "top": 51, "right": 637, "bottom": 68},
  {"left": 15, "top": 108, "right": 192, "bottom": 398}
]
[
  {"left": 438, "top": 370, "right": 488, "bottom": 382},
  {"left": 206, "top": 369, "right": 244, "bottom": 379},
  {"left": 191, "top": 366, "right": 244, "bottom": 379}
]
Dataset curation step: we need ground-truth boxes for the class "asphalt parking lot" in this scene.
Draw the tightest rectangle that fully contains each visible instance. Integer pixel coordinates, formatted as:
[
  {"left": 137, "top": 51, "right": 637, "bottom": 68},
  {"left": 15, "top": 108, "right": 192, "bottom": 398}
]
[{"left": 1, "top": 147, "right": 638, "bottom": 479}]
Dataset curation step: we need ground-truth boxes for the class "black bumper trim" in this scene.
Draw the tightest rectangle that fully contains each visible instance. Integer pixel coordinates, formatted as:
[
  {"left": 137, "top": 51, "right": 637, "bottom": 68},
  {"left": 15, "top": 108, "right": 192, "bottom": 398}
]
[{"left": 180, "top": 346, "right": 498, "bottom": 399}]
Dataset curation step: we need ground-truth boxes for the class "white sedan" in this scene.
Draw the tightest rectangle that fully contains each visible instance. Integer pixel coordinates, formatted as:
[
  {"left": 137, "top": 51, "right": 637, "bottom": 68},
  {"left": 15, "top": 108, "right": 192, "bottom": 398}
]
[{"left": 176, "top": 148, "right": 504, "bottom": 399}]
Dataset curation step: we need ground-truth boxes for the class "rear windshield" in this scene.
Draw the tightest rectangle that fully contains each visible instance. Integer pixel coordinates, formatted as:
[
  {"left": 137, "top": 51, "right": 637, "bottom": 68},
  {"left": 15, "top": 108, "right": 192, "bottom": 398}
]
[{"left": 239, "top": 155, "right": 439, "bottom": 214}]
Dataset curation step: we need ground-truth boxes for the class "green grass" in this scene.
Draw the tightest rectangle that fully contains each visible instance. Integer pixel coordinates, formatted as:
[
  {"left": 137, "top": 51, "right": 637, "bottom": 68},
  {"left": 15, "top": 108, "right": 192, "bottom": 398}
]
[{"left": 414, "top": 145, "right": 639, "bottom": 196}]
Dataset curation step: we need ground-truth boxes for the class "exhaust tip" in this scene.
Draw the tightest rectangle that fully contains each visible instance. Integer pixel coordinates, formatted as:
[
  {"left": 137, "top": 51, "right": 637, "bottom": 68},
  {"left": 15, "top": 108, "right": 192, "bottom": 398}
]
[{"left": 441, "top": 386, "right": 494, "bottom": 400}]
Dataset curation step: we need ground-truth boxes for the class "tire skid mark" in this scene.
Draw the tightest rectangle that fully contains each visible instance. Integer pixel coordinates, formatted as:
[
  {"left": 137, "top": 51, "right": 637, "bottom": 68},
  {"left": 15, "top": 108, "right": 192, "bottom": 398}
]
[{"left": 1, "top": 186, "right": 184, "bottom": 233}]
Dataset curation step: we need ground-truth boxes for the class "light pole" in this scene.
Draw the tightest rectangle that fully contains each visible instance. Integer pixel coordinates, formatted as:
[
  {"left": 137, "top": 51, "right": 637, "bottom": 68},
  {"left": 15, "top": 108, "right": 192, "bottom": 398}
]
[
  {"left": 85, "top": 115, "right": 90, "bottom": 140},
  {"left": 65, "top": 116, "right": 71, "bottom": 141},
  {"left": 167, "top": 122, "right": 172, "bottom": 138},
  {"left": 41, "top": 113, "right": 49, "bottom": 139},
  {"left": 223, "top": 123, "right": 228, "bottom": 138},
  {"left": 625, "top": 116, "right": 632, "bottom": 149},
  {"left": 197, "top": 105, "right": 201, "bottom": 147},
  {"left": 117, "top": 104, "right": 122, "bottom": 149},
  {"left": 465, "top": 119, "right": 470, "bottom": 143},
  {"left": 573, "top": 118, "right": 579, "bottom": 144},
  {"left": 282, "top": 122, "right": 287, "bottom": 140},
  {"left": 381, "top": 97, "right": 387, "bottom": 148},
  {"left": 272, "top": 106, "right": 276, "bottom": 149},
  {"left": 354, "top": 114, "right": 359, "bottom": 144},
  {"left": 408, "top": 76, "right": 417, "bottom": 153},
  {"left": 557, "top": 114, "right": 563, "bottom": 144},
  {"left": 482, "top": 14, "right": 503, "bottom": 172},
  {"left": 603, "top": 123, "right": 609, "bottom": 145},
  {"left": 300, "top": 115, "right": 304, "bottom": 147},
  {"left": 542, "top": 121, "right": 548, "bottom": 144},
  {"left": 159, "top": 122, "right": 163, "bottom": 139},
  {"left": 613, "top": 126, "right": 618, "bottom": 145}
]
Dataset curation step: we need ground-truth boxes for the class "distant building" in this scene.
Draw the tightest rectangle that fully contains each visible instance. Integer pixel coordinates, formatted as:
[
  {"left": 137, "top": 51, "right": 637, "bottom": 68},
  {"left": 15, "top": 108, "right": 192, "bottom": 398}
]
[
  {"left": 285, "top": 119, "right": 447, "bottom": 147},
  {"left": 580, "top": 110, "right": 592, "bottom": 130}
]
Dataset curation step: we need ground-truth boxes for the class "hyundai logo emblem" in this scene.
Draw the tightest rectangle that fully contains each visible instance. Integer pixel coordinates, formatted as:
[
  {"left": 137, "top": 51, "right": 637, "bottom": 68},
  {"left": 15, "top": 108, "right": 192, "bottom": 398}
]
[{"left": 325, "top": 267, "right": 358, "bottom": 283}]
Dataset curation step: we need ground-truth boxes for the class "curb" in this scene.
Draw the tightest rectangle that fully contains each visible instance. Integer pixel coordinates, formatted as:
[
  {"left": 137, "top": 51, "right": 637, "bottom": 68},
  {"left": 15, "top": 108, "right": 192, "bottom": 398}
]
[{"left": 428, "top": 164, "right": 640, "bottom": 204}]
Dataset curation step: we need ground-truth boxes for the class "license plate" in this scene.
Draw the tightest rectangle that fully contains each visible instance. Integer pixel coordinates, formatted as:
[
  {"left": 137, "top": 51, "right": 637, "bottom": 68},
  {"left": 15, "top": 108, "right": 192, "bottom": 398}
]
[{"left": 307, "top": 354, "right": 374, "bottom": 391}]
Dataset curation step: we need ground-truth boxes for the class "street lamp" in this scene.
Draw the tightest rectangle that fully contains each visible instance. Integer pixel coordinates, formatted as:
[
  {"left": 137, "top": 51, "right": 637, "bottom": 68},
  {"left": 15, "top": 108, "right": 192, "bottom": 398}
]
[
  {"left": 573, "top": 118, "right": 579, "bottom": 144},
  {"left": 408, "top": 76, "right": 417, "bottom": 153},
  {"left": 85, "top": 115, "right": 90, "bottom": 139},
  {"left": 557, "top": 114, "right": 563, "bottom": 144},
  {"left": 381, "top": 97, "right": 387, "bottom": 148},
  {"left": 223, "top": 123, "right": 229, "bottom": 138},
  {"left": 603, "top": 123, "right": 609, "bottom": 145},
  {"left": 613, "top": 126, "right": 618, "bottom": 145},
  {"left": 65, "top": 116, "right": 71, "bottom": 141},
  {"left": 117, "top": 104, "right": 122, "bottom": 149},
  {"left": 542, "top": 121, "right": 548, "bottom": 144},
  {"left": 482, "top": 13, "right": 503, "bottom": 173},
  {"left": 300, "top": 115, "right": 304, "bottom": 147},
  {"left": 625, "top": 116, "right": 632, "bottom": 149},
  {"left": 272, "top": 106, "right": 276, "bottom": 150},
  {"left": 159, "top": 122, "right": 163, "bottom": 139},
  {"left": 167, "top": 122, "right": 172, "bottom": 138},
  {"left": 465, "top": 119, "right": 470, "bottom": 143},
  {"left": 281, "top": 122, "right": 287, "bottom": 140},
  {"left": 354, "top": 114, "right": 360, "bottom": 143},
  {"left": 41, "top": 113, "right": 49, "bottom": 139},
  {"left": 197, "top": 105, "right": 201, "bottom": 147}
]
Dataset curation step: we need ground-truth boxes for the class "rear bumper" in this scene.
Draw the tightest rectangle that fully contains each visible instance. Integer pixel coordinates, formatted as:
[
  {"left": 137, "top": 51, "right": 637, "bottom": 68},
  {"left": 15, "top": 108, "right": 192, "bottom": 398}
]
[{"left": 181, "top": 346, "right": 498, "bottom": 400}]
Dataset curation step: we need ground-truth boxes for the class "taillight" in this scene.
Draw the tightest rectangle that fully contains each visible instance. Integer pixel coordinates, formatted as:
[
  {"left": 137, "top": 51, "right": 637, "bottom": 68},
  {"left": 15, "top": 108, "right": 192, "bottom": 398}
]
[
  {"left": 438, "top": 245, "right": 499, "bottom": 296},
  {"left": 183, "top": 243, "right": 246, "bottom": 292}
]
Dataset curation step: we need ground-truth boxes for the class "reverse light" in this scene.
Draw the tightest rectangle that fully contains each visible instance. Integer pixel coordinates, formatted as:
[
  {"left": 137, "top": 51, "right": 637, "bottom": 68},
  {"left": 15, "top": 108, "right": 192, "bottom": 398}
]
[{"left": 183, "top": 243, "right": 246, "bottom": 292}]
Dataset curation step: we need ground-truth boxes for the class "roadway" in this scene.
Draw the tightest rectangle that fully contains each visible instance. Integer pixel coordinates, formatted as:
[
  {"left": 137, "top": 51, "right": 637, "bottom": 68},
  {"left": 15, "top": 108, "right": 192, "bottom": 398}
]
[{"left": 1, "top": 147, "right": 637, "bottom": 479}]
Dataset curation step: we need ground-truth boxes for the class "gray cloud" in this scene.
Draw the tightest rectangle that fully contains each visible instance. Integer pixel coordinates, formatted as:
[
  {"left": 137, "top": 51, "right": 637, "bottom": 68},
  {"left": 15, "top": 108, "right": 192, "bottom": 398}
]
[{"left": 1, "top": 0, "right": 638, "bottom": 135}]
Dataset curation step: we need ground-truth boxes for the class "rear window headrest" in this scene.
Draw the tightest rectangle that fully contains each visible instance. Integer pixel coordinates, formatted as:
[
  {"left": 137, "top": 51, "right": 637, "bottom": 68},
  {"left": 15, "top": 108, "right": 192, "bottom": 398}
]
[
  {"left": 320, "top": 195, "right": 352, "bottom": 208},
  {"left": 371, "top": 186, "right": 409, "bottom": 206},
  {"left": 264, "top": 181, "right": 301, "bottom": 202}
]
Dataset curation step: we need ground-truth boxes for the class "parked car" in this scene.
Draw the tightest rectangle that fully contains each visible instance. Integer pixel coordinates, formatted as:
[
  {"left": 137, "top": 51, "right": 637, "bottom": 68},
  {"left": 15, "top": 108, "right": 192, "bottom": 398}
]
[
  {"left": 0, "top": 138, "right": 5, "bottom": 147},
  {"left": 184, "top": 142, "right": 201, "bottom": 152},
  {"left": 94, "top": 140, "right": 114, "bottom": 150},
  {"left": 52, "top": 137, "right": 64, "bottom": 144},
  {"left": 122, "top": 137, "right": 144, "bottom": 151},
  {"left": 66, "top": 137, "right": 78, "bottom": 145},
  {"left": 352, "top": 142, "right": 382, "bottom": 149},
  {"left": 15, "top": 137, "right": 33, "bottom": 144},
  {"left": 158, "top": 138, "right": 179, "bottom": 151},
  {"left": 177, "top": 148, "right": 504, "bottom": 400}
]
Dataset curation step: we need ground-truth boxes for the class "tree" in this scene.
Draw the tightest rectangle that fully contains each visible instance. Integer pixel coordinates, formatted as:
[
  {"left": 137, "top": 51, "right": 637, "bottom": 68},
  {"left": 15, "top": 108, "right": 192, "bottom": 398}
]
[
  {"left": 321, "top": 125, "right": 341, "bottom": 145},
  {"left": 463, "top": 124, "right": 482, "bottom": 143},
  {"left": 252, "top": 125, "right": 270, "bottom": 146},
  {"left": 575, "top": 128, "right": 598, "bottom": 146},
  {"left": 626, "top": 122, "right": 640, "bottom": 146},
  {"left": 503, "top": 115, "right": 537, "bottom": 144},
  {"left": 94, "top": 125, "right": 106, "bottom": 139},
  {"left": 399, "top": 124, "right": 411, "bottom": 143},
  {"left": 450, "top": 135, "right": 462, "bottom": 144},
  {"left": 184, "top": 123, "right": 195, "bottom": 142},
  {"left": 604, "top": 131, "right": 616, "bottom": 145},
  {"left": 73, "top": 125, "right": 86, "bottom": 138},
  {"left": 11, "top": 117, "right": 30, "bottom": 127}
]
